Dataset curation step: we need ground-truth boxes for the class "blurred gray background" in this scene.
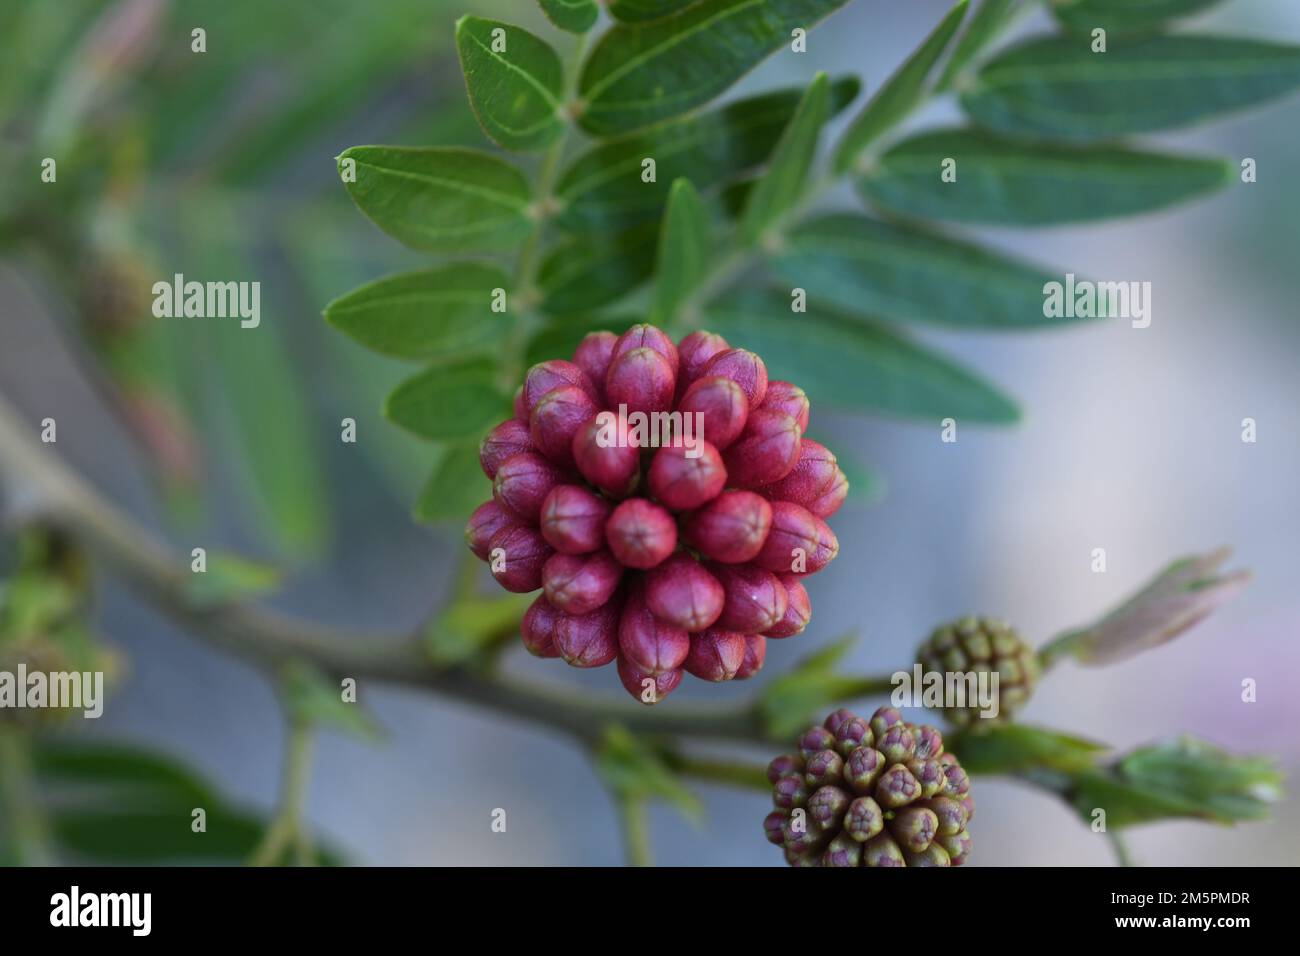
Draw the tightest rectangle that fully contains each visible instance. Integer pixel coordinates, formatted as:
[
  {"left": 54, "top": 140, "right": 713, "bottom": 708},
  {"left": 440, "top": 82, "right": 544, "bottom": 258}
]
[{"left": 2, "top": 0, "right": 1297, "bottom": 865}]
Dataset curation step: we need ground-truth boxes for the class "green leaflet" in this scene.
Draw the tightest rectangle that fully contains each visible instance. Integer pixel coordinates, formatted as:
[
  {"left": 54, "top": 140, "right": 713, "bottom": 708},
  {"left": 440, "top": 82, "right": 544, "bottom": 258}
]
[
  {"left": 538, "top": 0, "right": 600, "bottom": 33},
  {"left": 385, "top": 359, "right": 510, "bottom": 441},
  {"left": 857, "top": 128, "right": 1231, "bottom": 225},
  {"left": 772, "top": 213, "right": 1077, "bottom": 330},
  {"left": 653, "top": 179, "right": 711, "bottom": 324},
  {"left": 539, "top": 223, "right": 659, "bottom": 314},
  {"left": 556, "top": 78, "right": 858, "bottom": 231},
  {"left": 759, "top": 635, "right": 858, "bottom": 738},
  {"left": 608, "top": 0, "right": 697, "bottom": 21},
  {"left": 962, "top": 35, "right": 1300, "bottom": 143},
  {"left": 325, "top": 263, "right": 511, "bottom": 360},
  {"left": 577, "top": 0, "right": 852, "bottom": 135},
  {"left": 739, "top": 73, "right": 831, "bottom": 245},
  {"left": 1053, "top": 0, "right": 1224, "bottom": 36},
  {"left": 595, "top": 725, "right": 702, "bottom": 822},
  {"left": 937, "top": 0, "right": 1026, "bottom": 91},
  {"left": 414, "top": 444, "right": 493, "bottom": 523},
  {"left": 338, "top": 146, "right": 532, "bottom": 252},
  {"left": 282, "top": 661, "right": 384, "bottom": 740},
  {"left": 706, "top": 293, "right": 1020, "bottom": 422},
  {"left": 947, "top": 724, "right": 1109, "bottom": 775},
  {"left": 834, "top": 1, "right": 968, "bottom": 172},
  {"left": 456, "top": 17, "right": 564, "bottom": 151},
  {"left": 183, "top": 553, "right": 281, "bottom": 609}
]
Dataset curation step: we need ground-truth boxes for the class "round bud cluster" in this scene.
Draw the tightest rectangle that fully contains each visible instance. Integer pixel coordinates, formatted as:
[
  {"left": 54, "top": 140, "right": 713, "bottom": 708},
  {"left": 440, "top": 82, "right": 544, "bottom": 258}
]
[
  {"left": 764, "top": 707, "right": 974, "bottom": 867},
  {"left": 917, "top": 616, "right": 1040, "bottom": 726},
  {"left": 465, "top": 323, "right": 848, "bottom": 704}
]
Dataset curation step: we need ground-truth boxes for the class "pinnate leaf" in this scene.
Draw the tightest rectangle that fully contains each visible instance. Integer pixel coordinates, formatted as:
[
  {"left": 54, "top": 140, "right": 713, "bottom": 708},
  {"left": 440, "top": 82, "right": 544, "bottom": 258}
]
[
  {"left": 772, "top": 213, "right": 1076, "bottom": 330},
  {"left": 539, "top": 224, "right": 658, "bottom": 314},
  {"left": 576, "top": 0, "right": 852, "bottom": 135},
  {"left": 652, "top": 179, "right": 711, "bottom": 324},
  {"left": 414, "top": 444, "right": 494, "bottom": 523},
  {"left": 539, "top": 0, "right": 600, "bottom": 33},
  {"left": 456, "top": 16, "right": 565, "bottom": 151},
  {"left": 834, "top": 0, "right": 968, "bottom": 172},
  {"left": 325, "top": 264, "right": 511, "bottom": 360},
  {"left": 1053, "top": 0, "right": 1225, "bottom": 35},
  {"left": 857, "top": 128, "right": 1231, "bottom": 225},
  {"left": 706, "top": 292, "right": 1020, "bottom": 422},
  {"left": 338, "top": 146, "right": 532, "bottom": 252},
  {"left": 962, "top": 35, "right": 1300, "bottom": 143},
  {"left": 556, "top": 78, "right": 859, "bottom": 232},
  {"left": 385, "top": 359, "right": 509, "bottom": 441},
  {"left": 608, "top": 0, "right": 696, "bottom": 21},
  {"left": 739, "top": 72, "right": 831, "bottom": 245}
]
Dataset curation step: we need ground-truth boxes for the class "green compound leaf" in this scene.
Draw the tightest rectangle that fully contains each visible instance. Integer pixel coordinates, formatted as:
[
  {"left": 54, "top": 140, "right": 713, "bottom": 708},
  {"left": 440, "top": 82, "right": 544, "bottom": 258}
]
[
  {"left": 539, "top": 223, "right": 659, "bottom": 314},
  {"left": 576, "top": 0, "right": 852, "bottom": 135},
  {"left": 556, "top": 78, "right": 859, "bottom": 232},
  {"left": 772, "top": 213, "right": 1079, "bottom": 330},
  {"left": 739, "top": 72, "right": 831, "bottom": 245},
  {"left": 759, "top": 635, "right": 858, "bottom": 739},
  {"left": 857, "top": 128, "right": 1231, "bottom": 226},
  {"left": 539, "top": 0, "right": 600, "bottom": 33},
  {"left": 1052, "top": 0, "right": 1225, "bottom": 36},
  {"left": 414, "top": 444, "right": 491, "bottom": 524},
  {"left": 962, "top": 35, "right": 1300, "bottom": 143},
  {"left": 325, "top": 263, "right": 512, "bottom": 361},
  {"left": 653, "top": 179, "right": 711, "bottom": 324},
  {"left": 1072, "top": 737, "right": 1283, "bottom": 828},
  {"left": 948, "top": 724, "right": 1109, "bottom": 776},
  {"left": 834, "top": 0, "right": 968, "bottom": 172},
  {"left": 456, "top": 16, "right": 565, "bottom": 151},
  {"left": 595, "top": 725, "right": 702, "bottom": 822},
  {"left": 385, "top": 359, "right": 510, "bottom": 441},
  {"left": 706, "top": 292, "right": 1020, "bottom": 422},
  {"left": 608, "top": 0, "right": 697, "bottom": 21},
  {"left": 937, "top": 0, "right": 1027, "bottom": 91},
  {"left": 338, "top": 146, "right": 532, "bottom": 252}
]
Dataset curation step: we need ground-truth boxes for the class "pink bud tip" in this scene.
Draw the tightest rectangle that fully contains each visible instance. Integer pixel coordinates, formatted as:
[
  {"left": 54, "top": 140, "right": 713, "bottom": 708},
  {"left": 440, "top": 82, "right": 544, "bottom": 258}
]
[
  {"left": 573, "top": 331, "right": 617, "bottom": 404},
  {"left": 701, "top": 348, "right": 768, "bottom": 408},
  {"left": 539, "top": 484, "right": 611, "bottom": 554},
  {"left": 736, "top": 633, "right": 767, "bottom": 679},
  {"left": 553, "top": 598, "right": 622, "bottom": 668},
  {"left": 683, "top": 490, "right": 773, "bottom": 563},
  {"left": 684, "top": 628, "right": 747, "bottom": 682},
  {"left": 542, "top": 550, "right": 623, "bottom": 616},
  {"left": 753, "top": 501, "right": 820, "bottom": 574},
  {"left": 487, "top": 525, "right": 554, "bottom": 593},
  {"left": 479, "top": 419, "right": 534, "bottom": 480},
  {"left": 465, "top": 500, "right": 518, "bottom": 561},
  {"left": 644, "top": 552, "right": 725, "bottom": 632},
  {"left": 676, "top": 331, "right": 729, "bottom": 394},
  {"left": 676, "top": 376, "right": 749, "bottom": 450},
  {"left": 617, "top": 656, "right": 683, "bottom": 704},
  {"left": 612, "top": 323, "right": 680, "bottom": 376},
  {"left": 521, "top": 595, "right": 562, "bottom": 658},
  {"left": 492, "top": 451, "right": 565, "bottom": 523},
  {"left": 523, "top": 359, "right": 597, "bottom": 417},
  {"left": 572, "top": 414, "right": 640, "bottom": 498},
  {"left": 764, "top": 575, "right": 811, "bottom": 638},
  {"left": 759, "top": 439, "right": 840, "bottom": 515},
  {"left": 709, "top": 562, "right": 789, "bottom": 634},
  {"left": 529, "top": 384, "right": 597, "bottom": 468},
  {"left": 760, "top": 380, "right": 810, "bottom": 433},
  {"left": 647, "top": 441, "right": 726, "bottom": 512},
  {"left": 604, "top": 346, "right": 676, "bottom": 416},
  {"left": 618, "top": 586, "right": 691, "bottom": 675},
  {"left": 605, "top": 498, "right": 677, "bottom": 569},
  {"left": 722, "top": 408, "right": 801, "bottom": 488}
]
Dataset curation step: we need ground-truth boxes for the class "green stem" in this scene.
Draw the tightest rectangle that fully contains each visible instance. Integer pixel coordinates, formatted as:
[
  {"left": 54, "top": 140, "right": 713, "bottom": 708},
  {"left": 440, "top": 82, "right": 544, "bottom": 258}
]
[
  {"left": 248, "top": 721, "right": 317, "bottom": 867},
  {"left": 617, "top": 794, "right": 653, "bottom": 867},
  {"left": 667, "top": 753, "right": 770, "bottom": 792},
  {"left": 0, "top": 727, "right": 54, "bottom": 866}
]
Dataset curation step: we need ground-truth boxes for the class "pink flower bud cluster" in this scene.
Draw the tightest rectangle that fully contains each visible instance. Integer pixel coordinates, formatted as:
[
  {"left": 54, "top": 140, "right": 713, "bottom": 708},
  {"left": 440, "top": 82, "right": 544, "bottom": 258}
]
[{"left": 466, "top": 323, "right": 848, "bottom": 704}]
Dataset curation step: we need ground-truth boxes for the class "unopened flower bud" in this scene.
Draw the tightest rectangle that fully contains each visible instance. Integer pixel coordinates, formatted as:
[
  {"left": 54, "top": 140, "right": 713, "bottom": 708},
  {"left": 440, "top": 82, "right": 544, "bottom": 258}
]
[
  {"left": 573, "top": 331, "right": 617, "bottom": 404},
  {"left": 765, "top": 575, "right": 810, "bottom": 638},
  {"left": 479, "top": 419, "right": 533, "bottom": 479},
  {"left": 553, "top": 598, "right": 622, "bottom": 668},
  {"left": 521, "top": 595, "right": 561, "bottom": 658},
  {"left": 542, "top": 550, "right": 623, "bottom": 615},
  {"left": 807, "top": 784, "right": 850, "bottom": 830},
  {"left": 618, "top": 586, "right": 691, "bottom": 676},
  {"left": 617, "top": 656, "right": 683, "bottom": 704},
  {"left": 723, "top": 409, "right": 801, "bottom": 488},
  {"left": 493, "top": 452, "right": 565, "bottom": 522},
  {"left": 539, "top": 484, "right": 610, "bottom": 554},
  {"left": 676, "top": 330, "right": 729, "bottom": 394},
  {"left": 605, "top": 347, "right": 676, "bottom": 416},
  {"left": 760, "top": 439, "right": 845, "bottom": 517},
  {"left": 805, "top": 749, "right": 844, "bottom": 789},
  {"left": 466, "top": 500, "right": 518, "bottom": 561},
  {"left": 684, "top": 490, "right": 772, "bottom": 563},
  {"left": 612, "top": 323, "right": 679, "bottom": 376},
  {"left": 735, "top": 633, "right": 767, "bottom": 679},
  {"left": 487, "top": 524, "right": 554, "bottom": 592},
  {"left": 572, "top": 414, "right": 640, "bottom": 497},
  {"left": 753, "top": 501, "right": 820, "bottom": 574},
  {"left": 529, "top": 384, "right": 597, "bottom": 467},
  {"left": 523, "top": 359, "right": 597, "bottom": 416},
  {"left": 605, "top": 498, "right": 677, "bottom": 569},
  {"left": 677, "top": 375, "right": 749, "bottom": 451},
  {"left": 683, "top": 627, "right": 746, "bottom": 681},
  {"left": 798, "top": 726, "right": 837, "bottom": 759},
  {"left": 710, "top": 562, "right": 788, "bottom": 634},
  {"left": 644, "top": 552, "right": 724, "bottom": 632},
  {"left": 647, "top": 442, "right": 726, "bottom": 511},
  {"left": 701, "top": 348, "right": 768, "bottom": 407},
  {"left": 767, "top": 753, "right": 805, "bottom": 783},
  {"left": 760, "top": 380, "right": 810, "bottom": 433}
]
